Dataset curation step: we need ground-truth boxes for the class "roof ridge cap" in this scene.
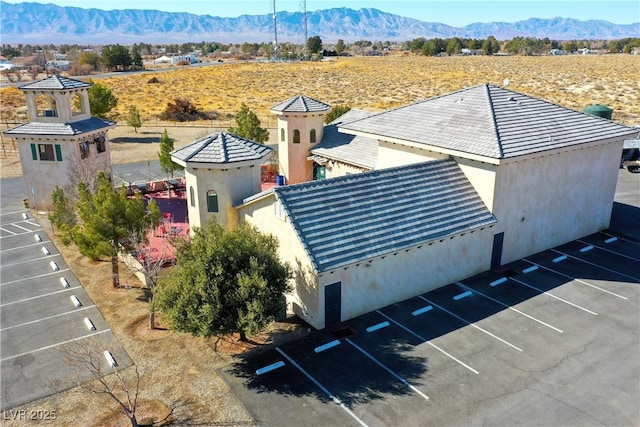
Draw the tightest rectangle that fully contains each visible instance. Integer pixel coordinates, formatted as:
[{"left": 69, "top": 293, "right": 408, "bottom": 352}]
[{"left": 485, "top": 84, "right": 505, "bottom": 159}]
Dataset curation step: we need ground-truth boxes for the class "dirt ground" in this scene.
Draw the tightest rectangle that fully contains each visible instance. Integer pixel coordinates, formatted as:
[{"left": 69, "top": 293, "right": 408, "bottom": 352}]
[{"left": 4, "top": 212, "right": 311, "bottom": 426}]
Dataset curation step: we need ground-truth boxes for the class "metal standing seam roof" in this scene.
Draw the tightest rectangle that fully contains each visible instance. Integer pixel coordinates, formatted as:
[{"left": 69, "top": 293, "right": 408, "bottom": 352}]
[
  {"left": 340, "top": 83, "right": 639, "bottom": 159},
  {"left": 310, "top": 109, "right": 378, "bottom": 169},
  {"left": 18, "top": 75, "right": 91, "bottom": 90},
  {"left": 274, "top": 158, "right": 497, "bottom": 273},
  {"left": 270, "top": 95, "right": 331, "bottom": 113},
  {"left": 2, "top": 117, "right": 114, "bottom": 136},
  {"left": 170, "top": 131, "right": 273, "bottom": 164}
]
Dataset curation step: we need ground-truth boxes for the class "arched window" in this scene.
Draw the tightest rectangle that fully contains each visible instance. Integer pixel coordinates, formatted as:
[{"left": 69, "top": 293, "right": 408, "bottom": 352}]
[
  {"left": 189, "top": 186, "right": 195, "bottom": 207},
  {"left": 35, "top": 94, "right": 58, "bottom": 118},
  {"left": 207, "top": 190, "right": 219, "bottom": 212},
  {"left": 293, "top": 129, "right": 300, "bottom": 144},
  {"left": 70, "top": 93, "right": 84, "bottom": 116},
  {"left": 280, "top": 128, "right": 285, "bottom": 142},
  {"left": 310, "top": 129, "right": 317, "bottom": 143}
]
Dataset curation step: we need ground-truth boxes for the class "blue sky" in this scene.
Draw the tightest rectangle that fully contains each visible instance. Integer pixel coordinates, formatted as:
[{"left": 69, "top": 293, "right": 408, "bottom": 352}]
[{"left": 2, "top": 1, "right": 639, "bottom": 26}]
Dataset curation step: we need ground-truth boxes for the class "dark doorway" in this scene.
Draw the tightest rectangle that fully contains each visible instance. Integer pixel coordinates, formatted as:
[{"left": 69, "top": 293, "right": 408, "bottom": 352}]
[
  {"left": 491, "top": 232, "right": 504, "bottom": 269},
  {"left": 324, "top": 282, "right": 342, "bottom": 327}
]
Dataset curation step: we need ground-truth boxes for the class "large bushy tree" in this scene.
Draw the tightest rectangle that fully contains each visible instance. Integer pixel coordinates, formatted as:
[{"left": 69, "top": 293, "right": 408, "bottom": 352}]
[
  {"left": 155, "top": 220, "right": 292, "bottom": 341},
  {"left": 101, "top": 44, "right": 132, "bottom": 71},
  {"left": 51, "top": 172, "right": 161, "bottom": 287},
  {"left": 228, "top": 102, "right": 269, "bottom": 143}
]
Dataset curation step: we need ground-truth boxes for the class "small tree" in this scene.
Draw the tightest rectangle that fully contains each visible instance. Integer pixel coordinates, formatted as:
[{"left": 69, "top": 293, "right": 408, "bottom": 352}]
[
  {"left": 228, "top": 102, "right": 269, "bottom": 143},
  {"left": 53, "top": 172, "right": 161, "bottom": 288},
  {"left": 126, "top": 106, "right": 142, "bottom": 133},
  {"left": 87, "top": 80, "right": 118, "bottom": 120},
  {"left": 324, "top": 104, "right": 352, "bottom": 124},
  {"left": 158, "top": 129, "right": 182, "bottom": 178},
  {"left": 335, "top": 39, "right": 346, "bottom": 55},
  {"left": 306, "top": 36, "right": 323, "bottom": 55},
  {"left": 155, "top": 220, "right": 292, "bottom": 341}
]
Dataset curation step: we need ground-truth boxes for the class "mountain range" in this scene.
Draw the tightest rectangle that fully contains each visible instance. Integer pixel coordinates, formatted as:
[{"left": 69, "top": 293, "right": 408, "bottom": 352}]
[{"left": 1, "top": 2, "right": 638, "bottom": 45}]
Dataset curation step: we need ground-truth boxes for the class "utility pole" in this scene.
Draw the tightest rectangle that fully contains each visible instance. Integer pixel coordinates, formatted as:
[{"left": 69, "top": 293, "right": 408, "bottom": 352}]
[{"left": 272, "top": 0, "right": 279, "bottom": 61}]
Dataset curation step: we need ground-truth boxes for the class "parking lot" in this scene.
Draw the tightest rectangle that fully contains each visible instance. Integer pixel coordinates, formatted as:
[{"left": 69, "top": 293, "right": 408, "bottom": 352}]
[
  {"left": 0, "top": 189, "right": 132, "bottom": 410},
  {"left": 221, "top": 170, "right": 640, "bottom": 426}
]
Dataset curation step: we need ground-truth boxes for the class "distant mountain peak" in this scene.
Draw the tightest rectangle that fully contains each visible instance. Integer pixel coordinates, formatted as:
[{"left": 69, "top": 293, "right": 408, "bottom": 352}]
[{"left": 1, "top": 1, "right": 638, "bottom": 44}]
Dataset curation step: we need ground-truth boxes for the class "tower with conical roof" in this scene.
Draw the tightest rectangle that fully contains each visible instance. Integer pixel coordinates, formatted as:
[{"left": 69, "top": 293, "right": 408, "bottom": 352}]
[
  {"left": 270, "top": 95, "right": 330, "bottom": 184},
  {"left": 3, "top": 75, "right": 114, "bottom": 210},
  {"left": 170, "top": 131, "right": 273, "bottom": 231}
]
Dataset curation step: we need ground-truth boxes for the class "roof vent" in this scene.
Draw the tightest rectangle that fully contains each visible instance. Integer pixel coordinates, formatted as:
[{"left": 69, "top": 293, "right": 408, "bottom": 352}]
[{"left": 508, "top": 96, "right": 516, "bottom": 101}]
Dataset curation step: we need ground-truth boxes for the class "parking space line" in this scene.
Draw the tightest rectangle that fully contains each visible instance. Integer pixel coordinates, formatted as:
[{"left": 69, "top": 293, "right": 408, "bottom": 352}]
[
  {"left": 8, "top": 223, "right": 36, "bottom": 233},
  {"left": 577, "top": 238, "right": 640, "bottom": 262},
  {"left": 0, "top": 304, "right": 96, "bottom": 331},
  {"left": 1, "top": 241, "right": 51, "bottom": 252},
  {"left": 275, "top": 347, "right": 368, "bottom": 427},
  {"left": 550, "top": 249, "right": 640, "bottom": 282},
  {"left": 522, "top": 260, "right": 629, "bottom": 300},
  {"left": 507, "top": 277, "right": 598, "bottom": 316},
  {"left": 0, "top": 226, "right": 18, "bottom": 235},
  {"left": 0, "top": 286, "right": 82, "bottom": 307},
  {"left": 1, "top": 253, "right": 61, "bottom": 269},
  {"left": 418, "top": 296, "right": 523, "bottom": 352},
  {"left": 345, "top": 338, "right": 430, "bottom": 401},
  {"left": 1, "top": 329, "right": 112, "bottom": 362},
  {"left": 0, "top": 269, "right": 71, "bottom": 287},
  {"left": 376, "top": 310, "right": 480, "bottom": 374},
  {"left": 456, "top": 282, "right": 563, "bottom": 333}
]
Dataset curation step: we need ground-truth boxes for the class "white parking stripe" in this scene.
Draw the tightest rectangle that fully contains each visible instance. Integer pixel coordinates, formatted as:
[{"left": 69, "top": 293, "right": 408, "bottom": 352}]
[
  {"left": 1, "top": 241, "right": 51, "bottom": 252},
  {"left": 419, "top": 296, "right": 523, "bottom": 352},
  {"left": 345, "top": 338, "right": 430, "bottom": 401},
  {"left": 275, "top": 347, "right": 368, "bottom": 427},
  {"left": 0, "top": 304, "right": 96, "bottom": 331},
  {"left": 1, "top": 329, "right": 111, "bottom": 362},
  {"left": 456, "top": 282, "right": 563, "bottom": 333},
  {"left": 550, "top": 249, "right": 640, "bottom": 282},
  {"left": 577, "top": 238, "right": 640, "bottom": 262},
  {"left": 508, "top": 277, "right": 598, "bottom": 316},
  {"left": 1, "top": 253, "right": 61, "bottom": 269},
  {"left": 0, "top": 269, "right": 71, "bottom": 286},
  {"left": 0, "top": 286, "right": 82, "bottom": 307},
  {"left": 0, "top": 226, "right": 17, "bottom": 235},
  {"left": 376, "top": 310, "right": 479, "bottom": 374}
]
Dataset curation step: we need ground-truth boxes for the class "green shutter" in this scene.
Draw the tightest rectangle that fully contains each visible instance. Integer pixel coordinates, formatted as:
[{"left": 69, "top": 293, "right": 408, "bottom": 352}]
[
  {"left": 54, "top": 144, "right": 62, "bottom": 161},
  {"left": 30, "top": 144, "right": 38, "bottom": 160}
]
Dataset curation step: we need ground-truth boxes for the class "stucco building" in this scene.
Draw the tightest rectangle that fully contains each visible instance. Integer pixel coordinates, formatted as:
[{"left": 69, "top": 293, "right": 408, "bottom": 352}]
[
  {"left": 176, "top": 84, "right": 638, "bottom": 330},
  {"left": 3, "top": 75, "right": 114, "bottom": 210}
]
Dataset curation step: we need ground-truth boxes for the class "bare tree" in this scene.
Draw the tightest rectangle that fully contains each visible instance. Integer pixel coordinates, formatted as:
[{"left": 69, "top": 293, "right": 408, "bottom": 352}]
[
  {"left": 57, "top": 341, "right": 142, "bottom": 427},
  {"left": 123, "top": 228, "right": 175, "bottom": 329},
  {"left": 63, "top": 146, "right": 113, "bottom": 205}
]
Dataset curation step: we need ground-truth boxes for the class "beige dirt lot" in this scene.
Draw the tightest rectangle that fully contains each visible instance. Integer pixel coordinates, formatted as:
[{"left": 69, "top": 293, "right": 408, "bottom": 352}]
[{"left": 1, "top": 54, "right": 639, "bottom": 425}]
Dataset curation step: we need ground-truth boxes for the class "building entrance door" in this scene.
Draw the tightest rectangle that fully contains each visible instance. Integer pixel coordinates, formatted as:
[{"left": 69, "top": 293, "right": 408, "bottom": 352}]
[
  {"left": 491, "top": 232, "right": 504, "bottom": 269},
  {"left": 324, "top": 282, "right": 342, "bottom": 327}
]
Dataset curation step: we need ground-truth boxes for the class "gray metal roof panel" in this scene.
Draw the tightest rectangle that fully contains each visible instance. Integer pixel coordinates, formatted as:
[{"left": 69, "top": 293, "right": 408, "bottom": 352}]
[
  {"left": 341, "top": 84, "right": 638, "bottom": 159},
  {"left": 311, "top": 110, "right": 378, "bottom": 169},
  {"left": 170, "top": 131, "right": 272, "bottom": 164},
  {"left": 18, "top": 75, "right": 90, "bottom": 90},
  {"left": 270, "top": 95, "right": 331, "bottom": 113},
  {"left": 3, "top": 117, "right": 114, "bottom": 136},
  {"left": 275, "top": 158, "right": 496, "bottom": 272}
]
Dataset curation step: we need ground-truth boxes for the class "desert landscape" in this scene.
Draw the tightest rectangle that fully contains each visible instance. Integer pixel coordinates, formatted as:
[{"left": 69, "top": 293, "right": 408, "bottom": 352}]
[
  {"left": 1, "top": 54, "right": 639, "bottom": 425},
  {"left": 2, "top": 54, "right": 640, "bottom": 180}
]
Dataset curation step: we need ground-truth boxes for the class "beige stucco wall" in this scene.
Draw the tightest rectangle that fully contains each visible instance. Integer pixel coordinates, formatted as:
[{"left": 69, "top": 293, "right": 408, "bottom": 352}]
[
  {"left": 17, "top": 131, "right": 111, "bottom": 210},
  {"left": 454, "top": 156, "right": 498, "bottom": 211},
  {"left": 493, "top": 139, "right": 623, "bottom": 264},
  {"left": 25, "top": 89, "right": 91, "bottom": 123},
  {"left": 186, "top": 163, "right": 263, "bottom": 231},
  {"left": 315, "top": 226, "right": 495, "bottom": 328},
  {"left": 323, "top": 160, "right": 369, "bottom": 179},
  {"left": 377, "top": 140, "right": 447, "bottom": 169},
  {"left": 276, "top": 113, "right": 325, "bottom": 184}
]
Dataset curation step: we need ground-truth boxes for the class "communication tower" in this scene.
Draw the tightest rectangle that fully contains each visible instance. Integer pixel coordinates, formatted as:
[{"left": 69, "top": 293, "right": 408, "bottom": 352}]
[
  {"left": 299, "top": 0, "right": 308, "bottom": 58},
  {"left": 271, "top": 0, "right": 279, "bottom": 61}
]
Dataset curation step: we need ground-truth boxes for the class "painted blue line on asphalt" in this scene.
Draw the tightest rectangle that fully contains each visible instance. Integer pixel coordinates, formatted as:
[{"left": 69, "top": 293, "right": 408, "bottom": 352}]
[
  {"left": 522, "top": 265, "right": 538, "bottom": 274},
  {"left": 366, "top": 321, "right": 390, "bottom": 332},
  {"left": 604, "top": 237, "right": 617, "bottom": 243},
  {"left": 256, "top": 361, "right": 285, "bottom": 375},
  {"left": 490, "top": 277, "right": 508, "bottom": 286},
  {"left": 412, "top": 305, "right": 433, "bottom": 316},
  {"left": 552, "top": 255, "right": 567, "bottom": 263},
  {"left": 580, "top": 245, "right": 594, "bottom": 253},
  {"left": 314, "top": 339, "right": 341, "bottom": 353},
  {"left": 453, "top": 290, "right": 472, "bottom": 300}
]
